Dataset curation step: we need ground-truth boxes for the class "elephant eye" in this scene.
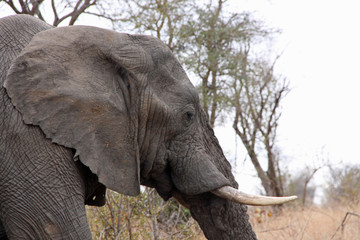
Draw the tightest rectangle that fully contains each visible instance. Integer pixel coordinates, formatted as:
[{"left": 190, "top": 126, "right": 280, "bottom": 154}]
[{"left": 186, "top": 111, "right": 195, "bottom": 121}]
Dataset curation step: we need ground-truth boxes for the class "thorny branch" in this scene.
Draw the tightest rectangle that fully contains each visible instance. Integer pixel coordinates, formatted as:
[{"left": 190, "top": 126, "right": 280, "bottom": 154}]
[{"left": 330, "top": 212, "right": 360, "bottom": 239}]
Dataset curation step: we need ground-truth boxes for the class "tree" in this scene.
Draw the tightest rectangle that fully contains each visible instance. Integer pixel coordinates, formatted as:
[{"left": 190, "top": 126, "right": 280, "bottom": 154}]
[
  {"left": 181, "top": 0, "right": 265, "bottom": 127},
  {"left": 1, "top": 0, "right": 114, "bottom": 26},
  {"left": 285, "top": 167, "right": 320, "bottom": 206},
  {"left": 231, "top": 53, "right": 289, "bottom": 197},
  {"left": 180, "top": 0, "right": 229, "bottom": 127},
  {"left": 108, "top": 0, "right": 191, "bottom": 52},
  {"left": 324, "top": 164, "right": 360, "bottom": 205}
]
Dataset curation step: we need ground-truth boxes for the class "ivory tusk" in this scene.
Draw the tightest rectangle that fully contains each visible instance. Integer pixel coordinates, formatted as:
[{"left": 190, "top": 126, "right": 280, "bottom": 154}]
[{"left": 211, "top": 186, "right": 298, "bottom": 206}]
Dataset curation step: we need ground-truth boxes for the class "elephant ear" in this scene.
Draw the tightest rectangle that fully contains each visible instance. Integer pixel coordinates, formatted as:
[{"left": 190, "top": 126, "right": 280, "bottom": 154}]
[{"left": 4, "top": 26, "right": 153, "bottom": 196}]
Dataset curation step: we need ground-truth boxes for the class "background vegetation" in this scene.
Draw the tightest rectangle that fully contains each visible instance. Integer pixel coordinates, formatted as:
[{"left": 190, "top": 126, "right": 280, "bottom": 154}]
[
  {"left": 1, "top": 0, "right": 359, "bottom": 239},
  {"left": 86, "top": 189, "right": 202, "bottom": 239}
]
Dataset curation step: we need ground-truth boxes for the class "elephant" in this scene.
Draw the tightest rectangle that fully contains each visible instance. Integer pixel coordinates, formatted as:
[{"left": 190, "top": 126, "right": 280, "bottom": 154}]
[{"left": 0, "top": 14, "right": 296, "bottom": 240}]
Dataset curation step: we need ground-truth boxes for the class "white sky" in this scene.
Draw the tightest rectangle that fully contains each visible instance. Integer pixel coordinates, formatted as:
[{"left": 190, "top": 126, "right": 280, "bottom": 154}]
[
  {"left": 218, "top": 0, "right": 360, "bottom": 197},
  {"left": 1, "top": 0, "right": 360, "bottom": 198}
]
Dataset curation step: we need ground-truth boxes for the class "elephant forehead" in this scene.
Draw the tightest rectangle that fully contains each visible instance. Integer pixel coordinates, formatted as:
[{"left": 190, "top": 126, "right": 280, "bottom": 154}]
[
  {"left": 126, "top": 34, "right": 188, "bottom": 77},
  {"left": 26, "top": 26, "right": 154, "bottom": 74}
]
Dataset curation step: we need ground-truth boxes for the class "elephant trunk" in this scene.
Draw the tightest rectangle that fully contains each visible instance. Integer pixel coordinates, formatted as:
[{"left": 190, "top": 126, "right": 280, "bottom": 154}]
[
  {"left": 172, "top": 186, "right": 297, "bottom": 239},
  {"left": 173, "top": 191, "right": 258, "bottom": 240}
]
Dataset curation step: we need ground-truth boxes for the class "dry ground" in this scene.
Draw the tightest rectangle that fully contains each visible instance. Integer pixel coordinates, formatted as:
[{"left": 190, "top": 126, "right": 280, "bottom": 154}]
[
  {"left": 249, "top": 203, "right": 360, "bottom": 240},
  {"left": 88, "top": 201, "right": 360, "bottom": 239},
  {"left": 153, "top": 203, "right": 360, "bottom": 239}
]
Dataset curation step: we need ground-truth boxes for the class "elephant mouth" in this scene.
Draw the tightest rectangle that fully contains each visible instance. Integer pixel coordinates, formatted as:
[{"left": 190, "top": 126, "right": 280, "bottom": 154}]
[{"left": 211, "top": 186, "right": 297, "bottom": 206}]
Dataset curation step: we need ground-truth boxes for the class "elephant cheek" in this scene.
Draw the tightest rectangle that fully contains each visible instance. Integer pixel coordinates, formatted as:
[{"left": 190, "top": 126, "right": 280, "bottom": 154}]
[{"left": 170, "top": 156, "right": 231, "bottom": 195}]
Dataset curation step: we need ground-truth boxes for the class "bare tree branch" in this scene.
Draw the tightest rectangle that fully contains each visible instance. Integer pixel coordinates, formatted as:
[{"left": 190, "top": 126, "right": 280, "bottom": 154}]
[
  {"left": 51, "top": 0, "right": 59, "bottom": 25},
  {"left": 3, "top": 0, "right": 102, "bottom": 26}
]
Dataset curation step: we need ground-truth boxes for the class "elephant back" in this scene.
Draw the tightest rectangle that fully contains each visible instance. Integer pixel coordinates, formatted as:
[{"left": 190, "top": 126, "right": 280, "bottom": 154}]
[{"left": 0, "top": 15, "right": 51, "bottom": 86}]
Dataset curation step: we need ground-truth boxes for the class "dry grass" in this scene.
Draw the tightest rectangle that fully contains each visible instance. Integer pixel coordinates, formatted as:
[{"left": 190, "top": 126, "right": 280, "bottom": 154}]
[
  {"left": 249, "top": 203, "right": 360, "bottom": 240},
  {"left": 87, "top": 192, "right": 360, "bottom": 240}
]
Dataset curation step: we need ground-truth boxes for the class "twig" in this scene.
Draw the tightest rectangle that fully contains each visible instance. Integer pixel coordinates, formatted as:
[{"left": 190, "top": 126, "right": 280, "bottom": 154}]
[
  {"left": 98, "top": 227, "right": 110, "bottom": 240},
  {"left": 330, "top": 212, "right": 360, "bottom": 240},
  {"left": 299, "top": 210, "right": 313, "bottom": 240},
  {"left": 258, "top": 225, "right": 291, "bottom": 233}
]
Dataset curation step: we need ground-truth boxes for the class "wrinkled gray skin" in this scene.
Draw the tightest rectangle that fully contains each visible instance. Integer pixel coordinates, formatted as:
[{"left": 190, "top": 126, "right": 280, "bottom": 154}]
[{"left": 0, "top": 15, "right": 257, "bottom": 240}]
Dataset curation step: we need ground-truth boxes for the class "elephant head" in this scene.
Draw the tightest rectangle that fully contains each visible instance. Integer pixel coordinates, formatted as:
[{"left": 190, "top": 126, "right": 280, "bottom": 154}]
[{"left": 4, "top": 23, "right": 295, "bottom": 239}]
